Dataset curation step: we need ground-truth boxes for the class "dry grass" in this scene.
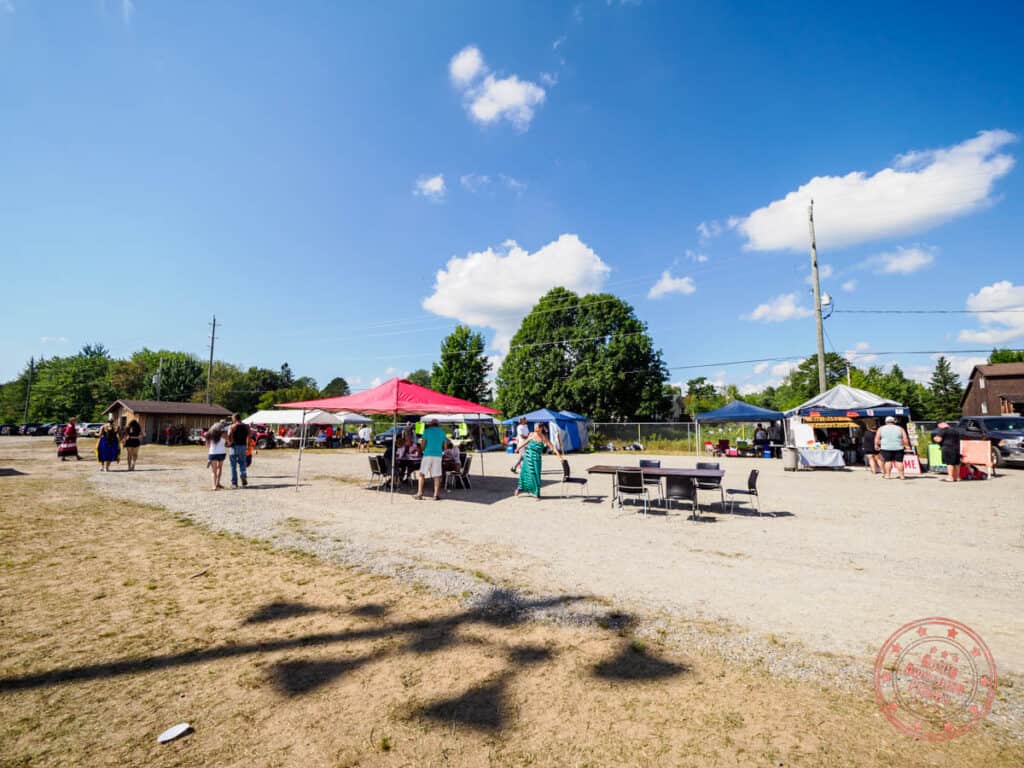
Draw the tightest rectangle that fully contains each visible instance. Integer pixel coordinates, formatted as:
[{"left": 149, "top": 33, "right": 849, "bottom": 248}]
[{"left": 1, "top": 468, "right": 1022, "bottom": 766}]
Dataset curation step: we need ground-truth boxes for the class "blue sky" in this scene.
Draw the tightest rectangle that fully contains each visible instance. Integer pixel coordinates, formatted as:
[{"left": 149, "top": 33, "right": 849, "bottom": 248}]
[{"left": 2, "top": 0, "right": 1023, "bottom": 395}]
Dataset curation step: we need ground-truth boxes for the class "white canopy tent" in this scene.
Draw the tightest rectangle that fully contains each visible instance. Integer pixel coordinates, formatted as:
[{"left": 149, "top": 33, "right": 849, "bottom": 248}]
[{"left": 243, "top": 409, "right": 371, "bottom": 426}]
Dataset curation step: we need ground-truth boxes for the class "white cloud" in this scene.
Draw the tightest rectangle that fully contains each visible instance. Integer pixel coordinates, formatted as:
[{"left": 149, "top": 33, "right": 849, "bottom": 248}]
[
  {"left": 539, "top": 72, "right": 558, "bottom": 87},
  {"left": 686, "top": 249, "right": 708, "bottom": 263},
  {"left": 552, "top": 36, "right": 567, "bottom": 50},
  {"left": 449, "top": 46, "right": 547, "bottom": 131},
  {"left": 648, "top": 271, "right": 696, "bottom": 299},
  {"left": 866, "top": 245, "right": 935, "bottom": 274},
  {"left": 414, "top": 174, "right": 446, "bottom": 202},
  {"left": 752, "top": 362, "right": 770, "bottom": 375},
  {"left": 906, "top": 354, "right": 988, "bottom": 385},
  {"left": 742, "top": 359, "right": 801, "bottom": 392},
  {"left": 460, "top": 173, "right": 491, "bottom": 192},
  {"left": 468, "top": 74, "right": 546, "bottom": 130},
  {"left": 422, "top": 234, "right": 611, "bottom": 352},
  {"left": 843, "top": 341, "right": 878, "bottom": 365},
  {"left": 735, "top": 130, "right": 1016, "bottom": 252},
  {"left": 744, "top": 293, "right": 812, "bottom": 322},
  {"left": 805, "top": 263, "right": 834, "bottom": 284},
  {"left": 697, "top": 220, "right": 723, "bottom": 243},
  {"left": 500, "top": 174, "right": 527, "bottom": 195},
  {"left": 40, "top": 336, "right": 68, "bottom": 344},
  {"left": 958, "top": 280, "right": 1024, "bottom": 344},
  {"left": 369, "top": 377, "right": 382, "bottom": 388},
  {"left": 841, "top": 279, "right": 858, "bottom": 293},
  {"left": 449, "top": 45, "right": 485, "bottom": 86}
]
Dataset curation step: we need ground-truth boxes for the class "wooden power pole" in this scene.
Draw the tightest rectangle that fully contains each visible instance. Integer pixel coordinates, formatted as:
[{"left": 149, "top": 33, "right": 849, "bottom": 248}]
[
  {"left": 808, "top": 200, "right": 827, "bottom": 394},
  {"left": 206, "top": 316, "right": 217, "bottom": 405}
]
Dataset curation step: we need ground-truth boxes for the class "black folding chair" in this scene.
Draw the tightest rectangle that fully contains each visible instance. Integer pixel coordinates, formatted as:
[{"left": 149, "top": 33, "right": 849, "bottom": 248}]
[
  {"left": 726, "top": 469, "right": 769, "bottom": 516},
  {"left": 368, "top": 455, "right": 389, "bottom": 491},
  {"left": 638, "top": 459, "right": 662, "bottom": 500},
  {"left": 615, "top": 468, "right": 650, "bottom": 515},
  {"left": 446, "top": 454, "right": 473, "bottom": 491},
  {"left": 560, "top": 459, "right": 589, "bottom": 498},
  {"left": 663, "top": 475, "right": 699, "bottom": 520},
  {"left": 695, "top": 461, "right": 726, "bottom": 511}
]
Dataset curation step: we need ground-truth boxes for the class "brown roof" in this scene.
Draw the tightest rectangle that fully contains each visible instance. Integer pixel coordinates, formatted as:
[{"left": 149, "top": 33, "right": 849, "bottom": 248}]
[
  {"left": 968, "top": 363, "right": 1024, "bottom": 378},
  {"left": 103, "top": 399, "right": 232, "bottom": 416}
]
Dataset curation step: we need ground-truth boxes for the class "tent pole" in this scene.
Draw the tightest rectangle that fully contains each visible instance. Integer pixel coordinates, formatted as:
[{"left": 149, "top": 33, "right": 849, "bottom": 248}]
[
  {"left": 389, "top": 411, "right": 397, "bottom": 504},
  {"left": 295, "top": 409, "right": 307, "bottom": 491}
]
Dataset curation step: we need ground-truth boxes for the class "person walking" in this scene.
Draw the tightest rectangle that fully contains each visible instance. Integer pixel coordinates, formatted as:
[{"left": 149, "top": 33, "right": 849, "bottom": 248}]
[
  {"left": 515, "top": 423, "right": 562, "bottom": 499},
  {"left": 510, "top": 417, "right": 530, "bottom": 473},
  {"left": 96, "top": 418, "right": 120, "bottom": 471},
  {"left": 226, "top": 413, "right": 250, "bottom": 488},
  {"left": 206, "top": 422, "right": 227, "bottom": 490},
  {"left": 57, "top": 417, "right": 82, "bottom": 461},
  {"left": 874, "top": 416, "right": 911, "bottom": 480},
  {"left": 123, "top": 418, "right": 142, "bottom": 470},
  {"left": 415, "top": 418, "right": 447, "bottom": 500},
  {"left": 933, "top": 421, "right": 963, "bottom": 482},
  {"left": 861, "top": 422, "right": 882, "bottom": 475},
  {"left": 358, "top": 424, "right": 372, "bottom": 452},
  {"left": 246, "top": 431, "right": 257, "bottom": 469}
]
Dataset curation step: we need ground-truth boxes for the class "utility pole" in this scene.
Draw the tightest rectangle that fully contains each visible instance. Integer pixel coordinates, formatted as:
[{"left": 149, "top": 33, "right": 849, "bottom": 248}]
[
  {"left": 23, "top": 357, "right": 34, "bottom": 423},
  {"left": 155, "top": 357, "right": 163, "bottom": 401},
  {"left": 206, "top": 315, "right": 217, "bottom": 405},
  {"left": 808, "top": 200, "right": 827, "bottom": 394}
]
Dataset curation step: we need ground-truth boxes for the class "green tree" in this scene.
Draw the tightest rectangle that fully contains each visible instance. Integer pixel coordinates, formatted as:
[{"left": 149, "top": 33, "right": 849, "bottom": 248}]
[
  {"left": 431, "top": 325, "right": 492, "bottom": 404},
  {"left": 256, "top": 385, "right": 319, "bottom": 411},
  {"left": 683, "top": 377, "right": 723, "bottom": 418},
  {"left": 321, "top": 377, "right": 351, "bottom": 397},
  {"left": 496, "top": 288, "right": 667, "bottom": 420},
  {"left": 279, "top": 363, "right": 295, "bottom": 387},
  {"left": 145, "top": 355, "right": 204, "bottom": 401},
  {"left": 927, "top": 356, "right": 963, "bottom": 421},
  {"left": 27, "top": 345, "right": 117, "bottom": 421},
  {"left": 407, "top": 369, "right": 432, "bottom": 388},
  {"left": 989, "top": 348, "right": 1024, "bottom": 363}
]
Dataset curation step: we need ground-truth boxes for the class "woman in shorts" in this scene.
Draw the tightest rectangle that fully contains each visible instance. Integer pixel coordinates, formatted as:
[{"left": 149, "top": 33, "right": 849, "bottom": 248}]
[
  {"left": 860, "top": 422, "right": 882, "bottom": 475},
  {"left": 123, "top": 418, "right": 143, "bottom": 471},
  {"left": 206, "top": 423, "right": 227, "bottom": 490}
]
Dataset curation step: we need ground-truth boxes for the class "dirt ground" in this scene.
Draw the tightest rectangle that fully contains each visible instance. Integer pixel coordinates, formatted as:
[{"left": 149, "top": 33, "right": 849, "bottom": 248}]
[{"left": 1, "top": 442, "right": 1023, "bottom": 766}]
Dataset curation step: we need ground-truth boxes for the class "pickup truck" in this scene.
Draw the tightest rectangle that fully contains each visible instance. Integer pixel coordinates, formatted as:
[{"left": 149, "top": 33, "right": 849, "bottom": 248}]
[{"left": 957, "top": 415, "right": 1024, "bottom": 468}]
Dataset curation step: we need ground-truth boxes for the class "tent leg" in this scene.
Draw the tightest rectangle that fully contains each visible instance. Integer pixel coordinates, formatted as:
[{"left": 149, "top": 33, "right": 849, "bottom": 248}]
[
  {"left": 389, "top": 412, "right": 396, "bottom": 504},
  {"left": 295, "top": 409, "right": 307, "bottom": 491}
]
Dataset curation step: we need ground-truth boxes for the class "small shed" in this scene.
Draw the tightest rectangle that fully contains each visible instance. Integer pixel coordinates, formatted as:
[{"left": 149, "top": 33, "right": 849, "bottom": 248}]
[{"left": 102, "top": 399, "right": 232, "bottom": 443}]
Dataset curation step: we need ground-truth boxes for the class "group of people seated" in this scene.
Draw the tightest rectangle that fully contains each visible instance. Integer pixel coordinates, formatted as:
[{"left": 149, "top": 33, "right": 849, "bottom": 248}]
[{"left": 380, "top": 432, "right": 463, "bottom": 482}]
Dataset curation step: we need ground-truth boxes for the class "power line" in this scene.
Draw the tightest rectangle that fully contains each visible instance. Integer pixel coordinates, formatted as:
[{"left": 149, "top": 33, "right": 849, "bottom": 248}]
[{"left": 834, "top": 307, "right": 1024, "bottom": 315}]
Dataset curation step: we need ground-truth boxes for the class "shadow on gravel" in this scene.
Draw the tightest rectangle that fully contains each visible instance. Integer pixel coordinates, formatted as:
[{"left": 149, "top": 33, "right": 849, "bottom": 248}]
[
  {"left": 0, "top": 468, "right": 27, "bottom": 476},
  {"left": 0, "top": 587, "right": 690, "bottom": 734}
]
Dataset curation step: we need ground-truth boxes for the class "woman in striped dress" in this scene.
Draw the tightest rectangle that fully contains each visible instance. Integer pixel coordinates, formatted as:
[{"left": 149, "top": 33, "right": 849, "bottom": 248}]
[{"left": 514, "top": 423, "right": 561, "bottom": 499}]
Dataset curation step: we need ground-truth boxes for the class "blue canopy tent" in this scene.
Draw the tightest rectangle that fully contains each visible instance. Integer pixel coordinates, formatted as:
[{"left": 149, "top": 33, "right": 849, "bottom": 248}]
[
  {"left": 503, "top": 408, "right": 589, "bottom": 452},
  {"left": 695, "top": 400, "right": 785, "bottom": 454}
]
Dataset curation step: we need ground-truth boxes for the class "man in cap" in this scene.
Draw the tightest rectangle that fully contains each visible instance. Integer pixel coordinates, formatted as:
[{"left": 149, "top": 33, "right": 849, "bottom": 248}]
[
  {"left": 416, "top": 417, "right": 448, "bottom": 500},
  {"left": 874, "top": 416, "right": 911, "bottom": 480}
]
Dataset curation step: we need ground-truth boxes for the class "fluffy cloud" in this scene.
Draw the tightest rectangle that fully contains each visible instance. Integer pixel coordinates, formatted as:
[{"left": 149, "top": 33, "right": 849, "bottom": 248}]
[
  {"left": 743, "top": 359, "right": 801, "bottom": 392},
  {"left": 449, "top": 46, "right": 546, "bottom": 130},
  {"left": 697, "top": 220, "right": 723, "bottom": 243},
  {"left": 686, "top": 249, "right": 708, "bottom": 263},
  {"left": 460, "top": 173, "right": 491, "bottom": 192},
  {"left": 40, "top": 335, "right": 68, "bottom": 344},
  {"left": 539, "top": 72, "right": 558, "bottom": 87},
  {"left": 648, "top": 271, "right": 696, "bottom": 299},
  {"left": 414, "top": 174, "right": 446, "bottom": 201},
  {"left": 866, "top": 245, "right": 935, "bottom": 274},
  {"left": 500, "top": 174, "right": 527, "bottom": 195},
  {"left": 744, "top": 293, "right": 812, "bottom": 322},
  {"left": 906, "top": 354, "right": 988, "bottom": 385},
  {"left": 843, "top": 341, "right": 878, "bottom": 365},
  {"left": 841, "top": 279, "right": 858, "bottom": 293},
  {"left": 422, "top": 234, "right": 611, "bottom": 352},
  {"left": 958, "top": 280, "right": 1024, "bottom": 344},
  {"left": 449, "top": 46, "right": 485, "bottom": 86},
  {"left": 735, "top": 130, "right": 1016, "bottom": 252}
]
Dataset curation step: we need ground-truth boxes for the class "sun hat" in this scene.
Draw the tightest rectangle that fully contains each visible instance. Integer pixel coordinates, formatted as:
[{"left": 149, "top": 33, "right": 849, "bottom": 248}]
[{"left": 885, "top": 416, "right": 896, "bottom": 423}]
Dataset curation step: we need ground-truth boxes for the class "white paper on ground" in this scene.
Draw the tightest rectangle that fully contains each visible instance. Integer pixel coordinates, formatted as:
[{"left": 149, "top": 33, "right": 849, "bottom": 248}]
[{"left": 157, "top": 723, "right": 192, "bottom": 743}]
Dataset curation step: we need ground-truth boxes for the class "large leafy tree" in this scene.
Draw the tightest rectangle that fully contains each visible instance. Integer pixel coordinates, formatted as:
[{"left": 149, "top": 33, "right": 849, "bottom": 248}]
[
  {"left": 683, "top": 377, "right": 723, "bottom": 418},
  {"left": 27, "top": 345, "right": 117, "bottom": 421},
  {"left": 989, "top": 348, "right": 1024, "bottom": 363},
  {"left": 321, "top": 377, "right": 351, "bottom": 397},
  {"left": 431, "top": 325, "right": 492, "bottom": 404},
  {"left": 496, "top": 288, "right": 667, "bottom": 420},
  {"left": 257, "top": 384, "right": 319, "bottom": 411},
  {"left": 407, "top": 369, "right": 432, "bottom": 388},
  {"left": 927, "top": 356, "right": 963, "bottom": 421}
]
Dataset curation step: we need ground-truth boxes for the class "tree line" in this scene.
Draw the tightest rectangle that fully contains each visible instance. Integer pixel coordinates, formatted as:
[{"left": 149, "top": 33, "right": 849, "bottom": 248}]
[{"left": 3, "top": 286, "right": 1020, "bottom": 424}]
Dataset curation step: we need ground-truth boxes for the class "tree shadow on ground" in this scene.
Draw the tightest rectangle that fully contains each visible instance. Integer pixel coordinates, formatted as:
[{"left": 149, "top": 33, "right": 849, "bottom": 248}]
[{"left": 0, "top": 588, "right": 691, "bottom": 734}]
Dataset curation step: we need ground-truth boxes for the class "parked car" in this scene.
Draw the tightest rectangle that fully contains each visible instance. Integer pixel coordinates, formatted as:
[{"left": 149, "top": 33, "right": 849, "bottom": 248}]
[
  {"left": 78, "top": 422, "right": 104, "bottom": 437},
  {"left": 0, "top": 424, "right": 18, "bottom": 435},
  {"left": 18, "top": 423, "right": 40, "bottom": 435},
  {"left": 374, "top": 426, "right": 413, "bottom": 447},
  {"left": 957, "top": 415, "right": 1024, "bottom": 468},
  {"left": 188, "top": 427, "right": 207, "bottom": 445}
]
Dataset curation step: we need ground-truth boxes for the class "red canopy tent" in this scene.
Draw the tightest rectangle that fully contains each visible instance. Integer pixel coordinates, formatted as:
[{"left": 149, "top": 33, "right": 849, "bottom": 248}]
[{"left": 278, "top": 378, "right": 500, "bottom": 496}]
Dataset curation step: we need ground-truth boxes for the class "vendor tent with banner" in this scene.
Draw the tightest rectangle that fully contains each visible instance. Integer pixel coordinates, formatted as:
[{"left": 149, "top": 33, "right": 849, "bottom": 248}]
[
  {"left": 242, "top": 409, "right": 371, "bottom": 426},
  {"left": 278, "top": 378, "right": 500, "bottom": 499},
  {"left": 785, "top": 384, "right": 905, "bottom": 419},
  {"left": 694, "top": 400, "right": 784, "bottom": 454},
  {"left": 502, "top": 408, "right": 591, "bottom": 453}
]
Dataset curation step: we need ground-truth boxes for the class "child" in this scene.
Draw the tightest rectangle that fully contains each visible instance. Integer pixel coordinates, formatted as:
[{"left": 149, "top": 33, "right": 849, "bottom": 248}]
[{"left": 246, "top": 432, "right": 257, "bottom": 468}]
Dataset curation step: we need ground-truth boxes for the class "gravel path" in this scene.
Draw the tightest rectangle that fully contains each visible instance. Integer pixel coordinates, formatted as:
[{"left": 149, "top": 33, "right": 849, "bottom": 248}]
[{"left": 25, "top": 440, "right": 1024, "bottom": 734}]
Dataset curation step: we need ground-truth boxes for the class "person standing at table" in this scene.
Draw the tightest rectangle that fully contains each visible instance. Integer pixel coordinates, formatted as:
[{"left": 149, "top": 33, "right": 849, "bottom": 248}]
[
  {"left": 861, "top": 422, "right": 882, "bottom": 475},
  {"left": 515, "top": 423, "right": 562, "bottom": 499},
  {"left": 933, "top": 421, "right": 962, "bottom": 482},
  {"left": 874, "top": 416, "right": 910, "bottom": 480},
  {"left": 415, "top": 418, "right": 447, "bottom": 500},
  {"left": 123, "top": 418, "right": 142, "bottom": 471}
]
